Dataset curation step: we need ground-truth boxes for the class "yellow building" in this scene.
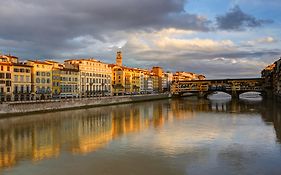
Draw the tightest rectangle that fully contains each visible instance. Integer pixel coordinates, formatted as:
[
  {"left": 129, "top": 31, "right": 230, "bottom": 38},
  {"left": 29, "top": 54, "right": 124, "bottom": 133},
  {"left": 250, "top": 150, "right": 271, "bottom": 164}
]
[
  {"left": 45, "top": 61, "right": 64, "bottom": 98},
  {"left": 65, "top": 59, "right": 112, "bottom": 97},
  {"left": 60, "top": 67, "right": 80, "bottom": 98},
  {"left": 152, "top": 66, "right": 163, "bottom": 92},
  {"left": 0, "top": 62, "right": 12, "bottom": 102},
  {"left": 0, "top": 55, "right": 33, "bottom": 101},
  {"left": 109, "top": 65, "right": 141, "bottom": 95},
  {"left": 26, "top": 60, "right": 53, "bottom": 100}
]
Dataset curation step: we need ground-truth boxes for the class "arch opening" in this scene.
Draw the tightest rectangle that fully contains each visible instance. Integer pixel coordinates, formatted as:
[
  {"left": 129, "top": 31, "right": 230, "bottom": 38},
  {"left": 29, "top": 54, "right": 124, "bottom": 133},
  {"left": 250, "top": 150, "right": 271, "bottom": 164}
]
[
  {"left": 239, "top": 92, "right": 262, "bottom": 101},
  {"left": 207, "top": 91, "right": 232, "bottom": 100}
]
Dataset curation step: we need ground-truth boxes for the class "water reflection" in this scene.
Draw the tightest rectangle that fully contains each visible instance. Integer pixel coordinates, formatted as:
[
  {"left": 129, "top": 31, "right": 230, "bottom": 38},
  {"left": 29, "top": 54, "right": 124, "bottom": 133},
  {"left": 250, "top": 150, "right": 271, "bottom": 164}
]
[{"left": 0, "top": 98, "right": 280, "bottom": 172}]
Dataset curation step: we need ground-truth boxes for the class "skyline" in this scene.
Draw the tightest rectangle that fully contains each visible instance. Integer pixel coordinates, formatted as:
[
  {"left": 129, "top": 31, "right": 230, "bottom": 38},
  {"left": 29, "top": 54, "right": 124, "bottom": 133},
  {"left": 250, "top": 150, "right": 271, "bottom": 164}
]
[{"left": 0, "top": 0, "right": 280, "bottom": 79}]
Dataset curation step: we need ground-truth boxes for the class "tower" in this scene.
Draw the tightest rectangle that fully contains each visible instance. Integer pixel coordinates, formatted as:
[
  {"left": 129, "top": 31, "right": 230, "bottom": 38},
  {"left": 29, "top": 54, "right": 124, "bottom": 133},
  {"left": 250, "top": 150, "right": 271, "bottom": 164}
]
[{"left": 116, "top": 51, "right": 122, "bottom": 66}]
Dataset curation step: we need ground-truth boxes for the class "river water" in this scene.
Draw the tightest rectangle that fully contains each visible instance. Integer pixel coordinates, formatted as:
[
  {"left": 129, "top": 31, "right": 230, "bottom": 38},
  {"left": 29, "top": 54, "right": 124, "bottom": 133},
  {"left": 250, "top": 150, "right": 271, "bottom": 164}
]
[{"left": 0, "top": 96, "right": 281, "bottom": 175}]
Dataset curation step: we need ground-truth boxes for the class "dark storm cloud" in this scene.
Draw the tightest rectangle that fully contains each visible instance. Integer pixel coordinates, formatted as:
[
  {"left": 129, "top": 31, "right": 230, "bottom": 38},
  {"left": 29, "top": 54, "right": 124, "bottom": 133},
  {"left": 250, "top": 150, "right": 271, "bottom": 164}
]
[
  {"left": 0, "top": 0, "right": 210, "bottom": 58},
  {"left": 216, "top": 5, "right": 273, "bottom": 30}
]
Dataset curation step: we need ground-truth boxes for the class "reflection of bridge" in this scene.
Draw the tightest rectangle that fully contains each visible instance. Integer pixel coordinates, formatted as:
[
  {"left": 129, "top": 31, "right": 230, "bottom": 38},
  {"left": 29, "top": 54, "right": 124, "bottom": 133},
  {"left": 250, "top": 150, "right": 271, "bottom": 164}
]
[{"left": 171, "top": 78, "right": 265, "bottom": 98}]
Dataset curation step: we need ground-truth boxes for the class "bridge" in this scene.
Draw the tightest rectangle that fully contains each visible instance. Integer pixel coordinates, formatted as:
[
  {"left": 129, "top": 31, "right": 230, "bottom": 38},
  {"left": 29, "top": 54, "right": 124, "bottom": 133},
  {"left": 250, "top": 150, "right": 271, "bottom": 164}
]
[{"left": 171, "top": 78, "right": 265, "bottom": 99}]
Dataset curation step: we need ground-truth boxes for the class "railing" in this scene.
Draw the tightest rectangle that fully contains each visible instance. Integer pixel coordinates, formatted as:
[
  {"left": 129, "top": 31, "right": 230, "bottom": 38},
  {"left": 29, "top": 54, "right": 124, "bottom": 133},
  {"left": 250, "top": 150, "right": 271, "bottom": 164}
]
[{"left": 2, "top": 93, "right": 170, "bottom": 104}]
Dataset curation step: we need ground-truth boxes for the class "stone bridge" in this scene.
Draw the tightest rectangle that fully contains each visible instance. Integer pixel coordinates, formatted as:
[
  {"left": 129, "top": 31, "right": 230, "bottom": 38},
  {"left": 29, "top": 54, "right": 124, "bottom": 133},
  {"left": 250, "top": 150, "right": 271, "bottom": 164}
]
[{"left": 171, "top": 78, "right": 265, "bottom": 99}]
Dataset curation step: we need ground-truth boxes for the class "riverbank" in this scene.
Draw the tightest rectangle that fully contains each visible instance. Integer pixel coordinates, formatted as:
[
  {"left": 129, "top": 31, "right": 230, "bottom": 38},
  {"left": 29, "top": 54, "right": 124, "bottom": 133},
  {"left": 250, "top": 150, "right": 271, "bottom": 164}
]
[{"left": 0, "top": 94, "right": 171, "bottom": 117}]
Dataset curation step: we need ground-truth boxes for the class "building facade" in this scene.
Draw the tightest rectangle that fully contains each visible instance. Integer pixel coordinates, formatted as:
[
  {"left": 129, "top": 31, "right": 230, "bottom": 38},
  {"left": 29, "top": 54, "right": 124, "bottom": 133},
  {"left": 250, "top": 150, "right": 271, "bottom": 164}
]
[
  {"left": 12, "top": 63, "right": 32, "bottom": 101},
  {"left": 65, "top": 59, "right": 112, "bottom": 97},
  {"left": 60, "top": 67, "right": 80, "bottom": 98},
  {"left": 26, "top": 60, "right": 53, "bottom": 100},
  {"left": 0, "top": 62, "right": 12, "bottom": 102}
]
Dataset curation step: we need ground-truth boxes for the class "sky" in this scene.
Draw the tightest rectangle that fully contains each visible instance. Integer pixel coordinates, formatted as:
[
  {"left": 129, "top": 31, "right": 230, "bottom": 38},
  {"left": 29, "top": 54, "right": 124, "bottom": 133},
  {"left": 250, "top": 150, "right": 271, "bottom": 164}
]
[{"left": 0, "top": 0, "right": 280, "bottom": 79}]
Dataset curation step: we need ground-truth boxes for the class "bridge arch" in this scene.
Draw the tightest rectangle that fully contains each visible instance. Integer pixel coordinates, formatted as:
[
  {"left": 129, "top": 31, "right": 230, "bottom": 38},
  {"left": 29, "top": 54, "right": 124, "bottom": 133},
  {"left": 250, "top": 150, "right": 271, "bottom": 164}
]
[
  {"left": 239, "top": 91, "right": 263, "bottom": 100},
  {"left": 204, "top": 91, "right": 232, "bottom": 99}
]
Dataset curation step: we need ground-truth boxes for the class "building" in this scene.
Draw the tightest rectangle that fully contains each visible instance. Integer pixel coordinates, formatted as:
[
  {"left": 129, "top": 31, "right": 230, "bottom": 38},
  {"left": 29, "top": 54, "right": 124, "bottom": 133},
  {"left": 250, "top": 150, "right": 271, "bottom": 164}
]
[
  {"left": 262, "top": 63, "right": 276, "bottom": 93},
  {"left": 0, "top": 62, "right": 12, "bottom": 102},
  {"left": 116, "top": 51, "right": 122, "bottom": 66},
  {"left": 110, "top": 65, "right": 141, "bottom": 95},
  {"left": 65, "top": 59, "right": 112, "bottom": 97},
  {"left": 262, "top": 58, "right": 281, "bottom": 97},
  {"left": 45, "top": 61, "right": 64, "bottom": 99},
  {"left": 26, "top": 60, "right": 53, "bottom": 100},
  {"left": 173, "top": 72, "right": 206, "bottom": 82},
  {"left": 110, "top": 51, "right": 143, "bottom": 95},
  {"left": 0, "top": 55, "right": 19, "bottom": 63},
  {"left": 162, "top": 72, "right": 173, "bottom": 92},
  {"left": 152, "top": 66, "right": 164, "bottom": 93},
  {"left": 0, "top": 55, "right": 33, "bottom": 101},
  {"left": 145, "top": 73, "right": 153, "bottom": 93},
  {"left": 12, "top": 63, "right": 32, "bottom": 101},
  {"left": 60, "top": 66, "right": 80, "bottom": 98},
  {"left": 273, "top": 59, "right": 281, "bottom": 95}
]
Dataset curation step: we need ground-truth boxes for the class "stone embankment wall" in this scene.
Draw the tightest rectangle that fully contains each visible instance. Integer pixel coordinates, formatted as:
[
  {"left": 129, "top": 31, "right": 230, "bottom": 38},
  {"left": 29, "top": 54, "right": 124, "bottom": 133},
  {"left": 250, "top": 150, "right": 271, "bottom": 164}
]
[{"left": 0, "top": 94, "right": 171, "bottom": 116}]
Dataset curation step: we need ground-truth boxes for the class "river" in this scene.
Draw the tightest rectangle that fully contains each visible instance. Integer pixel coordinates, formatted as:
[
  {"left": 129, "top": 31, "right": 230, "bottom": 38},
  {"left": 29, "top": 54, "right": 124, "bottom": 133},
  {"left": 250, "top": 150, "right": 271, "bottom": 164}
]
[{"left": 0, "top": 96, "right": 281, "bottom": 175}]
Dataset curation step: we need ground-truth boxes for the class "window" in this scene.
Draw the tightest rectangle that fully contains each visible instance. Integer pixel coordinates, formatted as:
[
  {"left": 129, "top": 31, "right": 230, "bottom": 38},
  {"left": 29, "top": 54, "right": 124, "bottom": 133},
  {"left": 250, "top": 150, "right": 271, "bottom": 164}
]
[
  {"left": 0, "top": 73, "right": 4, "bottom": 79},
  {"left": 7, "top": 67, "right": 10, "bottom": 71},
  {"left": 26, "top": 86, "right": 30, "bottom": 93},
  {"left": 36, "top": 72, "right": 40, "bottom": 76},
  {"left": 6, "top": 81, "right": 11, "bottom": 86},
  {"left": 14, "top": 75, "right": 18, "bottom": 82},
  {"left": 6, "top": 73, "right": 11, "bottom": 79},
  {"left": 36, "top": 78, "right": 40, "bottom": 83},
  {"left": 46, "top": 78, "right": 50, "bottom": 83},
  {"left": 0, "top": 80, "right": 5, "bottom": 84},
  {"left": 41, "top": 78, "right": 46, "bottom": 83},
  {"left": 20, "top": 85, "right": 24, "bottom": 93},
  {"left": 7, "top": 87, "right": 10, "bottom": 92},
  {"left": 46, "top": 72, "right": 50, "bottom": 76},
  {"left": 14, "top": 68, "right": 19, "bottom": 72},
  {"left": 14, "top": 85, "right": 18, "bottom": 93},
  {"left": 20, "top": 75, "right": 24, "bottom": 82},
  {"left": 26, "top": 69, "right": 30, "bottom": 73},
  {"left": 26, "top": 76, "right": 30, "bottom": 82},
  {"left": 20, "top": 69, "right": 24, "bottom": 73},
  {"left": 36, "top": 86, "right": 40, "bottom": 93},
  {"left": 0, "top": 66, "right": 3, "bottom": 71},
  {"left": 41, "top": 72, "right": 46, "bottom": 76}
]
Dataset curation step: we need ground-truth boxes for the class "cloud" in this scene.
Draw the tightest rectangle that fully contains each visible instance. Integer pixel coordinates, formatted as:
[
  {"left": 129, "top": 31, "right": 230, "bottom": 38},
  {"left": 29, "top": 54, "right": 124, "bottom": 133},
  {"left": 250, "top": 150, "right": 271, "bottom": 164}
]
[
  {"left": 122, "top": 29, "right": 235, "bottom": 53},
  {"left": 0, "top": 1, "right": 279, "bottom": 79},
  {"left": 216, "top": 5, "right": 273, "bottom": 31},
  {"left": 244, "top": 36, "right": 278, "bottom": 46},
  {"left": 120, "top": 30, "right": 280, "bottom": 78},
  {"left": 0, "top": 0, "right": 210, "bottom": 54}
]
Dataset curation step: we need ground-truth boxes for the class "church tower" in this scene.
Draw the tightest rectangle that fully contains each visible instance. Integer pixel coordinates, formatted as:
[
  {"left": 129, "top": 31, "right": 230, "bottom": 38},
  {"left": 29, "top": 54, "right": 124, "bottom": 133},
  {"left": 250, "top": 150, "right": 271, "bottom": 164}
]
[{"left": 116, "top": 51, "right": 122, "bottom": 66}]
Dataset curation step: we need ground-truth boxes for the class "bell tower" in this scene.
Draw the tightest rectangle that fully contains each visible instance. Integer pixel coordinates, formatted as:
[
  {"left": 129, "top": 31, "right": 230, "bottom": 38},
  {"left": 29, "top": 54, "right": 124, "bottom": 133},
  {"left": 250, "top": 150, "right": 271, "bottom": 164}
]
[{"left": 116, "top": 51, "right": 122, "bottom": 66}]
